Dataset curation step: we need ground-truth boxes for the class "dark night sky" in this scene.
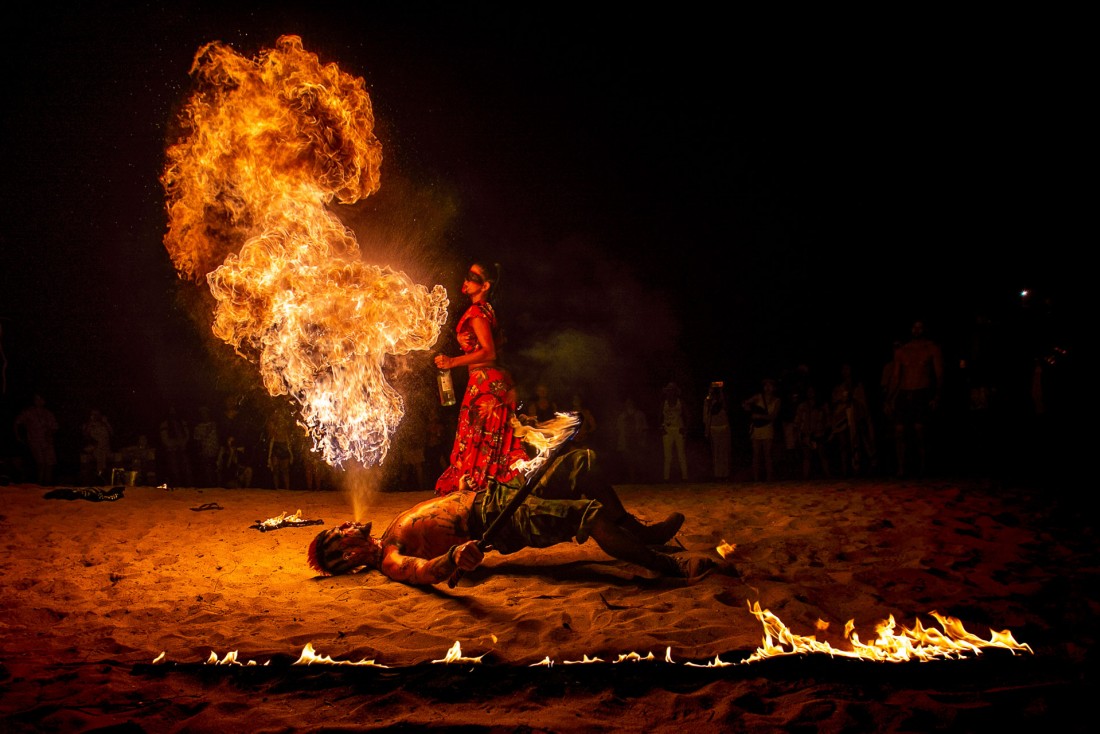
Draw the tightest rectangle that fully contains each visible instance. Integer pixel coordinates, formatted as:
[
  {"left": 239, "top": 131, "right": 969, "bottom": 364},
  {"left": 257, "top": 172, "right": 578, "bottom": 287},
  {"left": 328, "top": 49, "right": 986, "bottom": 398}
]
[{"left": 1, "top": 4, "right": 1085, "bottom": 455}]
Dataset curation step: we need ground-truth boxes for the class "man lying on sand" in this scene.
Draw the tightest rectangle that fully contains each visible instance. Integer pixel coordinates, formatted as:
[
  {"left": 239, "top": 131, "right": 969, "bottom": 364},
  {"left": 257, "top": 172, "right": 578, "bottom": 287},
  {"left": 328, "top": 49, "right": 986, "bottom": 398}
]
[{"left": 308, "top": 447, "right": 716, "bottom": 585}]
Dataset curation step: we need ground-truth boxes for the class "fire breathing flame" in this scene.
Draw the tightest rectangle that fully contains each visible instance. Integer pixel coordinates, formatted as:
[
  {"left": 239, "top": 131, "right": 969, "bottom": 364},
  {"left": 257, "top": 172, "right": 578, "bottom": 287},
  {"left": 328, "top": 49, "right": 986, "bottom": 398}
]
[
  {"left": 743, "top": 601, "right": 1033, "bottom": 663},
  {"left": 161, "top": 35, "right": 448, "bottom": 468}
]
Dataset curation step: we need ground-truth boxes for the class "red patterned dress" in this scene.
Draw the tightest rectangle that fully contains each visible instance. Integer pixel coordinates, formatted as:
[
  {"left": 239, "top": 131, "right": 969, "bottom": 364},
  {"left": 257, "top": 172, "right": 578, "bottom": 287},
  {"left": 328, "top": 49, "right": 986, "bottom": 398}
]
[{"left": 434, "top": 302, "right": 529, "bottom": 496}]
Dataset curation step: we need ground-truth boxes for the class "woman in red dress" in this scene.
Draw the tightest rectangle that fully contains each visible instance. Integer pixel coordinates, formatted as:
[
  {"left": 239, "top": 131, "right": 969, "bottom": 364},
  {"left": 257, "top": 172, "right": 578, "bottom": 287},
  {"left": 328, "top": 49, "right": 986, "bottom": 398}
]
[{"left": 433, "top": 262, "right": 528, "bottom": 496}]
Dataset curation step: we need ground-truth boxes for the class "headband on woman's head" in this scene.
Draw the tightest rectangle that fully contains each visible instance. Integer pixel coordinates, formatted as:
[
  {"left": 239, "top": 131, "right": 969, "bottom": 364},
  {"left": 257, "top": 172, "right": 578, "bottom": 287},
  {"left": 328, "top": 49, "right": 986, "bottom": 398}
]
[{"left": 470, "top": 260, "right": 503, "bottom": 301}]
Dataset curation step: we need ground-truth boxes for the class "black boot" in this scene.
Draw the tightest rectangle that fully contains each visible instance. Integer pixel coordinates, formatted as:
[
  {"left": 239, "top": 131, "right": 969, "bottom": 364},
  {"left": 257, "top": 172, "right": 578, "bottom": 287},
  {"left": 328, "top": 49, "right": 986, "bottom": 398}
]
[{"left": 616, "top": 512, "right": 685, "bottom": 546}]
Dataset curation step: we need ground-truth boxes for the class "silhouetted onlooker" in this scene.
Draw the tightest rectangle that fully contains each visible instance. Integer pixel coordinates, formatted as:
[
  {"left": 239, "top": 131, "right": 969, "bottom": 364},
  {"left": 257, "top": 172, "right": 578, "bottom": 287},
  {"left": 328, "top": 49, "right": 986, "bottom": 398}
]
[
  {"left": 13, "top": 394, "right": 58, "bottom": 485},
  {"left": 570, "top": 393, "right": 597, "bottom": 447},
  {"left": 121, "top": 434, "right": 157, "bottom": 485},
  {"left": 703, "top": 382, "right": 731, "bottom": 480},
  {"left": 523, "top": 383, "right": 559, "bottom": 424},
  {"left": 829, "top": 364, "right": 875, "bottom": 477},
  {"left": 192, "top": 406, "right": 220, "bottom": 487},
  {"left": 615, "top": 397, "right": 648, "bottom": 483},
  {"left": 81, "top": 409, "right": 113, "bottom": 484},
  {"left": 887, "top": 320, "right": 944, "bottom": 478},
  {"left": 219, "top": 395, "right": 258, "bottom": 487},
  {"left": 742, "top": 378, "right": 780, "bottom": 482},
  {"left": 266, "top": 410, "right": 294, "bottom": 490},
  {"left": 794, "top": 385, "right": 831, "bottom": 479},
  {"left": 159, "top": 406, "right": 193, "bottom": 487},
  {"left": 660, "top": 382, "right": 689, "bottom": 482}
]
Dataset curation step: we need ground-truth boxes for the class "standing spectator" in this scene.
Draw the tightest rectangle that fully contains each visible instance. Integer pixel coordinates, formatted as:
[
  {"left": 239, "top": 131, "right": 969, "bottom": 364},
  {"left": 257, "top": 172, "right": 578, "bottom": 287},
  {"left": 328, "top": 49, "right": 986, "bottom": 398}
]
[
  {"left": 159, "top": 406, "right": 193, "bottom": 487},
  {"left": 794, "top": 385, "right": 831, "bottom": 479},
  {"left": 266, "top": 410, "right": 295, "bottom": 490},
  {"left": 703, "top": 382, "right": 731, "bottom": 480},
  {"left": 880, "top": 341, "right": 902, "bottom": 402},
  {"left": 878, "top": 340, "right": 903, "bottom": 474},
  {"left": 397, "top": 438, "right": 427, "bottom": 491},
  {"left": 778, "top": 366, "right": 810, "bottom": 479},
  {"left": 959, "top": 311, "right": 1003, "bottom": 479},
  {"left": 219, "top": 395, "right": 258, "bottom": 487},
  {"left": 293, "top": 423, "right": 325, "bottom": 491},
  {"left": 888, "top": 320, "right": 945, "bottom": 478},
  {"left": 394, "top": 405, "right": 429, "bottom": 491},
  {"left": 82, "top": 409, "right": 114, "bottom": 484},
  {"left": 828, "top": 363, "right": 876, "bottom": 478},
  {"left": 218, "top": 435, "right": 253, "bottom": 488},
  {"left": 192, "top": 406, "right": 220, "bottom": 487},
  {"left": 615, "top": 397, "right": 648, "bottom": 483},
  {"left": 13, "top": 394, "right": 59, "bottom": 485},
  {"left": 424, "top": 405, "right": 449, "bottom": 478},
  {"left": 121, "top": 434, "right": 157, "bottom": 486},
  {"left": 523, "top": 383, "right": 559, "bottom": 424},
  {"left": 660, "top": 382, "right": 689, "bottom": 482},
  {"left": 742, "top": 378, "right": 781, "bottom": 482},
  {"left": 570, "top": 393, "right": 597, "bottom": 447}
]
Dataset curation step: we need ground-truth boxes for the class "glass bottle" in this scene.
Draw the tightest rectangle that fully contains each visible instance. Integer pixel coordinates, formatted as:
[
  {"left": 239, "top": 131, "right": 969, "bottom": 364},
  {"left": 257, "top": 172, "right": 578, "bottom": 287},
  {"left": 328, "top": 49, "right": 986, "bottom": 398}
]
[{"left": 437, "top": 368, "right": 456, "bottom": 406}]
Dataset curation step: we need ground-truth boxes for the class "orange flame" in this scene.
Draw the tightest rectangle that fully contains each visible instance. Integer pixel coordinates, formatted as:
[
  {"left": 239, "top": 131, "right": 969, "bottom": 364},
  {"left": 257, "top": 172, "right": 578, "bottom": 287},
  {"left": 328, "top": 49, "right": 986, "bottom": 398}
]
[
  {"left": 744, "top": 601, "right": 1033, "bottom": 663},
  {"left": 204, "top": 650, "right": 259, "bottom": 666},
  {"left": 257, "top": 509, "right": 301, "bottom": 528},
  {"left": 510, "top": 411, "right": 582, "bottom": 481},
  {"left": 293, "top": 642, "right": 388, "bottom": 667},
  {"left": 432, "top": 641, "right": 485, "bottom": 664},
  {"left": 161, "top": 35, "right": 448, "bottom": 467}
]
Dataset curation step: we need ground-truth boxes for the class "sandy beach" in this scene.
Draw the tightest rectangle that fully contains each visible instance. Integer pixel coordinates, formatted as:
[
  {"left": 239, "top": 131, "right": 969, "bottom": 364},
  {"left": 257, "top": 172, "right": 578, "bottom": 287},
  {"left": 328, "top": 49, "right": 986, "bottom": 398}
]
[{"left": 0, "top": 475, "right": 1093, "bottom": 733}]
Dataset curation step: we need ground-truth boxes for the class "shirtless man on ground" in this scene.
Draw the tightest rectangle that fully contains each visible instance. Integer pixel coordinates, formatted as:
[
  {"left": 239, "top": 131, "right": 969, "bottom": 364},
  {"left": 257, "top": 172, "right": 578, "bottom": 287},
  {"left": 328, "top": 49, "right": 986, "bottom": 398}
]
[{"left": 307, "top": 448, "right": 714, "bottom": 585}]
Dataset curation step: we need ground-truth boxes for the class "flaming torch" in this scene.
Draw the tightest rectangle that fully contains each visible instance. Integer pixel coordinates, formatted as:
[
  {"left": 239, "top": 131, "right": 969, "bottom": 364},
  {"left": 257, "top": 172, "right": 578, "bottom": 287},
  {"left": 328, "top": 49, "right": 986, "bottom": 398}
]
[{"left": 161, "top": 35, "right": 447, "bottom": 468}]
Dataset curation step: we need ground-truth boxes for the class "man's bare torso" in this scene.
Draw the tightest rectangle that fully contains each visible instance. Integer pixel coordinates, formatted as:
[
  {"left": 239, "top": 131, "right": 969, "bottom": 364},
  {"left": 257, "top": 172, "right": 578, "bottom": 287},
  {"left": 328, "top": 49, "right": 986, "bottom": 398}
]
[
  {"left": 895, "top": 338, "right": 942, "bottom": 391},
  {"left": 379, "top": 490, "right": 476, "bottom": 561}
]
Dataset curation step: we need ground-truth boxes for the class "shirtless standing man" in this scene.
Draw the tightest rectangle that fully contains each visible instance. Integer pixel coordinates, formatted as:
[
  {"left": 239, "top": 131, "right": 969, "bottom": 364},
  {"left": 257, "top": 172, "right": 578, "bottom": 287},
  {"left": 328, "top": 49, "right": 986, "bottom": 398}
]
[
  {"left": 307, "top": 447, "right": 713, "bottom": 585},
  {"left": 888, "top": 320, "right": 944, "bottom": 478}
]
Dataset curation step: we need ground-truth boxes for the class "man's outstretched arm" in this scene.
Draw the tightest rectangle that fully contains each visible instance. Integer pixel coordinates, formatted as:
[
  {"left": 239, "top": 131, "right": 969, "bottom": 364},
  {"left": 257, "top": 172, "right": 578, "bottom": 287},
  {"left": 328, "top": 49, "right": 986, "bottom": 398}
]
[{"left": 379, "top": 541, "right": 484, "bottom": 586}]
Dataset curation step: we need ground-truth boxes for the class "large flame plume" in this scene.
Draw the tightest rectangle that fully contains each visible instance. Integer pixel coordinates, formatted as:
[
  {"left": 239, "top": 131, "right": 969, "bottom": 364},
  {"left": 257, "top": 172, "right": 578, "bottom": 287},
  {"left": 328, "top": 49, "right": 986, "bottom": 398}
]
[{"left": 161, "top": 35, "right": 448, "bottom": 467}]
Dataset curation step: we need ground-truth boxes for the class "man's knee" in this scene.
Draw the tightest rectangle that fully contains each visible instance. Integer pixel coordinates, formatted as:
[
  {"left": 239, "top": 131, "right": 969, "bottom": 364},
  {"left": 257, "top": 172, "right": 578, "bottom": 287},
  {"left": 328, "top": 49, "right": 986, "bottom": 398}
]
[{"left": 585, "top": 508, "right": 618, "bottom": 540}]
